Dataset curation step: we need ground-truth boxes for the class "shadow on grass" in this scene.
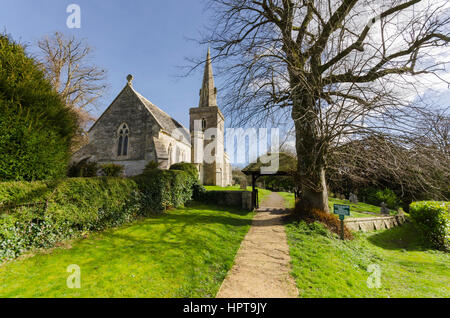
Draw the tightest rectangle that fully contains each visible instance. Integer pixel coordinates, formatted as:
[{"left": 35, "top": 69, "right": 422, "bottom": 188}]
[
  {"left": 68, "top": 205, "right": 254, "bottom": 269},
  {"left": 367, "top": 222, "right": 433, "bottom": 252},
  {"left": 186, "top": 201, "right": 251, "bottom": 216}
]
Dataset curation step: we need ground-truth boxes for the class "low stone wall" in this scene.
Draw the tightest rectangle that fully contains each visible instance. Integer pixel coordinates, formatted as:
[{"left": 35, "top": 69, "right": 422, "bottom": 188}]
[
  {"left": 345, "top": 215, "right": 407, "bottom": 232},
  {"left": 200, "top": 191, "right": 253, "bottom": 211}
]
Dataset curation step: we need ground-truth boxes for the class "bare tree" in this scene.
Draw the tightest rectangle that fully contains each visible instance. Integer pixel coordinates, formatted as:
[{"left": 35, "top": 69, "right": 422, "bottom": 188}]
[
  {"left": 199, "top": 0, "right": 450, "bottom": 212},
  {"left": 327, "top": 133, "right": 450, "bottom": 206},
  {"left": 37, "top": 32, "right": 107, "bottom": 150},
  {"left": 417, "top": 108, "right": 449, "bottom": 158}
]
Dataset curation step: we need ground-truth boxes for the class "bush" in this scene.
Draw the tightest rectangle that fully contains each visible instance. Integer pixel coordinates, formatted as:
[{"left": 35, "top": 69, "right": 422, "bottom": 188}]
[
  {"left": 291, "top": 203, "right": 353, "bottom": 240},
  {"left": 170, "top": 162, "right": 199, "bottom": 180},
  {"left": 134, "top": 169, "right": 195, "bottom": 213},
  {"left": 410, "top": 201, "right": 449, "bottom": 250},
  {"left": 0, "top": 172, "right": 197, "bottom": 262},
  {"left": 68, "top": 158, "right": 99, "bottom": 178},
  {"left": 170, "top": 162, "right": 205, "bottom": 199},
  {"left": 100, "top": 164, "right": 124, "bottom": 177},
  {"left": 0, "top": 178, "right": 142, "bottom": 261},
  {"left": 0, "top": 34, "right": 77, "bottom": 181},
  {"left": 360, "top": 188, "right": 400, "bottom": 210},
  {"left": 142, "top": 161, "right": 162, "bottom": 174}
]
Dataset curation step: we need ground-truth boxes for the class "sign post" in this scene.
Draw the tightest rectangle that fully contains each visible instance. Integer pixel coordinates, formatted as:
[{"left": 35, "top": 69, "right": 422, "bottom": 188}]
[{"left": 333, "top": 204, "right": 350, "bottom": 240}]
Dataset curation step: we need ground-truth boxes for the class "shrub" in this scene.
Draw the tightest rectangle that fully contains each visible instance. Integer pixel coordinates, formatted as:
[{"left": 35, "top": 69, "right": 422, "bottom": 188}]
[
  {"left": 170, "top": 162, "right": 199, "bottom": 180},
  {"left": 360, "top": 188, "right": 400, "bottom": 210},
  {"left": 0, "top": 172, "right": 197, "bottom": 262},
  {"left": 100, "top": 164, "right": 124, "bottom": 177},
  {"left": 170, "top": 162, "right": 205, "bottom": 198},
  {"left": 0, "top": 34, "right": 77, "bottom": 181},
  {"left": 291, "top": 203, "right": 353, "bottom": 240},
  {"left": 68, "top": 158, "right": 99, "bottom": 177},
  {"left": 142, "top": 161, "right": 162, "bottom": 174},
  {"left": 134, "top": 169, "right": 195, "bottom": 213},
  {"left": 0, "top": 178, "right": 142, "bottom": 261},
  {"left": 409, "top": 201, "right": 449, "bottom": 250}
]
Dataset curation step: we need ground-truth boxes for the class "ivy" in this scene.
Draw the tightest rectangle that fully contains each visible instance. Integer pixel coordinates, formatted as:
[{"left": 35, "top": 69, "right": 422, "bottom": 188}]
[{"left": 0, "top": 171, "right": 197, "bottom": 262}]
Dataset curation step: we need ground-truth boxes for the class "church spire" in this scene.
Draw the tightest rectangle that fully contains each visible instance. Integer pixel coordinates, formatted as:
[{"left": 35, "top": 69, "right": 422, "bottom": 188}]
[{"left": 199, "top": 48, "right": 218, "bottom": 107}]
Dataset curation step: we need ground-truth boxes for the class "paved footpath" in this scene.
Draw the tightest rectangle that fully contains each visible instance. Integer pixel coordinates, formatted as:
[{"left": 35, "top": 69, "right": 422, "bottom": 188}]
[{"left": 216, "top": 192, "right": 298, "bottom": 298}]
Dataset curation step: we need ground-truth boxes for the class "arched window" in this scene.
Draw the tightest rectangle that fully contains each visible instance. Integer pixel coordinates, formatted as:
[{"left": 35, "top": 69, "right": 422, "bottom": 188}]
[{"left": 117, "top": 124, "right": 129, "bottom": 157}]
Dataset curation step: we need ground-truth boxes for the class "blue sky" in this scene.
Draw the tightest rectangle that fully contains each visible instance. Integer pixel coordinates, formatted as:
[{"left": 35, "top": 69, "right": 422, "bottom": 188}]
[
  {"left": 1, "top": 0, "right": 448, "bottom": 146},
  {"left": 0, "top": 0, "right": 212, "bottom": 129}
]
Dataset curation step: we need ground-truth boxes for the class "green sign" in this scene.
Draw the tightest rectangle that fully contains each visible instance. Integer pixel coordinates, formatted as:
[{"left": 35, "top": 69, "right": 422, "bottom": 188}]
[
  {"left": 334, "top": 204, "right": 350, "bottom": 240},
  {"left": 334, "top": 204, "right": 350, "bottom": 217}
]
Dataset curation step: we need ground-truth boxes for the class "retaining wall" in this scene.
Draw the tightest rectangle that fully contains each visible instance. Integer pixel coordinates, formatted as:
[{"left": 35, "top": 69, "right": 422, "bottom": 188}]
[{"left": 344, "top": 215, "right": 407, "bottom": 232}]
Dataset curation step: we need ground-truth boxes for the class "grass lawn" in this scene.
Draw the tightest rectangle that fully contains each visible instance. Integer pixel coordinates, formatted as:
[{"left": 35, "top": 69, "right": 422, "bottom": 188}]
[
  {"left": 278, "top": 192, "right": 296, "bottom": 208},
  {"left": 329, "top": 197, "right": 398, "bottom": 216},
  {"left": 204, "top": 185, "right": 249, "bottom": 191},
  {"left": 285, "top": 221, "right": 450, "bottom": 298},
  {"left": 277, "top": 191, "right": 394, "bottom": 218},
  {"left": 0, "top": 203, "right": 254, "bottom": 298}
]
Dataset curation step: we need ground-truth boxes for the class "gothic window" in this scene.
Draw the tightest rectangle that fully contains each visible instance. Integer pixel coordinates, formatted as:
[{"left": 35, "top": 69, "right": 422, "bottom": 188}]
[{"left": 117, "top": 124, "right": 129, "bottom": 157}]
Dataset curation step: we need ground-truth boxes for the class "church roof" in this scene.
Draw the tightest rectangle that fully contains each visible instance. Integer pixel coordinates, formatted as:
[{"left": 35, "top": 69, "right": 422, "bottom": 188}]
[
  {"left": 89, "top": 76, "right": 190, "bottom": 146},
  {"left": 132, "top": 88, "right": 190, "bottom": 144}
]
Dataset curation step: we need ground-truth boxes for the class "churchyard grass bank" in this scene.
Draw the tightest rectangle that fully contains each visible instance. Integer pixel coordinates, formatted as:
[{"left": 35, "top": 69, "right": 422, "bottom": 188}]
[
  {"left": 0, "top": 203, "right": 254, "bottom": 297},
  {"left": 280, "top": 192, "right": 450, "bottom": 297},
  {"left": 0, "top": 169, "right": 196, "bottom": 262},
  {"left": 285, "top": 221, "right": 449, "bottom": 297}
]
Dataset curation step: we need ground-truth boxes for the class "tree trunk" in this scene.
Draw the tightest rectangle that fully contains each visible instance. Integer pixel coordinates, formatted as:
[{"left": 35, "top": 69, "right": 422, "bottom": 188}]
[
  {"left": 292, "top": 89, "right": 330, "bottom": 213},
  {"left": 299, "top": 168, "right": 330, "bottom": 213}
]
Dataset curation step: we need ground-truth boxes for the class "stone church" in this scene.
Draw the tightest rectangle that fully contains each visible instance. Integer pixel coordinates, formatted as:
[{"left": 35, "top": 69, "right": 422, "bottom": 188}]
[{"left": 73, "top": 50, "right": 232, "bottom": 186}]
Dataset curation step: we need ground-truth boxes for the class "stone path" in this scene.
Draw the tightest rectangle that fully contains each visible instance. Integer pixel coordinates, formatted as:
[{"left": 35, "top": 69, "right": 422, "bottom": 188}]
[{"left": 216, "top": 192, "right": 298, "bottom": 298}]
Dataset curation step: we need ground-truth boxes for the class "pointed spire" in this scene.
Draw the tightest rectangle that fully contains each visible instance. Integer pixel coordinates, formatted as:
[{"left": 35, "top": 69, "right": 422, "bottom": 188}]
[{"left": 199, "top": 48, "right": 218, "bottom": 107}]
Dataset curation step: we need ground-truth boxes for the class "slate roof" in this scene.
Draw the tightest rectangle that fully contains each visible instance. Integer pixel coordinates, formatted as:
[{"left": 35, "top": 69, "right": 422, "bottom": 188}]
[
  {"left": 89, "top": 82, "right": 190, "bottom": 146},
  {"left": 132, "top": 88, "right": 190, "bottom": 145}
]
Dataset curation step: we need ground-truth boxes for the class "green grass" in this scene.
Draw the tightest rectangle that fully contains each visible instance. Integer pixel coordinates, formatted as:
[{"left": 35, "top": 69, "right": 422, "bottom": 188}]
[
  {"left": 0, "top": 203, "right": 254, "bottom": 298},
  {"left": 277, "top": 191, "right": 394, "bottom": 218},
  {"left": 278, "top": 192, "right": 296, "bottom": 208},
  {"left": 329, "top": 197, "right": 397, "bottom": 217},
  {"left": 204, "top": 185, "right": 249, "bottom": 191},
  {"left": 256, "top": 188, "right": 272, "bottom": 206},
  {"left": 285, "top": 221, "right": 450, "bottom": 298}
]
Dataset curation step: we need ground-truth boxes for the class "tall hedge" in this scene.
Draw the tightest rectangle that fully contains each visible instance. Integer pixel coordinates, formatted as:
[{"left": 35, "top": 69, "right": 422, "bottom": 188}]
[
  {"left": 0, "top": 34, "right": 77, "bottom": 181},
  {"left": 134, "top": 168, "right": 196, "bottom": 212},
  {"left": 410, "top": 201, "right": 449, "bottom": 250},
  {"left": 0, "top": 171, "right": 195, "bottom": 261},
  {"left": 170, "top": 163, "right": 199, "bottom": 180}
]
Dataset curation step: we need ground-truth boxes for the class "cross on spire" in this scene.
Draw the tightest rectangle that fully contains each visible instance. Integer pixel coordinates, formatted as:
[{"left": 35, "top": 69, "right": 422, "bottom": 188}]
[{"left": 199, "top": 48, "right": 218, "bottom": 107}]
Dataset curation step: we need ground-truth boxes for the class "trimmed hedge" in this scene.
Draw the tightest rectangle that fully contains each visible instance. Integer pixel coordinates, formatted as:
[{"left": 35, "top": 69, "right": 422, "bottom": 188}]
[
  {"left": 170, "top": 162, "right": 199, "bottom": 180},
  {"left": 134, "top": 169, "right": 196, "bottom": 213},
  {"left": 169, "top": 162, "right": 206, "bottom": 200},
  {"left": 410, "top": 201, "right": 449, "bottom": 250},
  {"left": 100, "top": 164, "right": 124, "bottom": 177},
  {"left": 0, "top": 170, "right": 196, "bottom": 261}
]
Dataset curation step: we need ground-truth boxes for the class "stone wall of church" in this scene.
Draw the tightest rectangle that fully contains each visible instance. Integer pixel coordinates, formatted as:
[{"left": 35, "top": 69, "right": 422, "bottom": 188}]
[
  {"left": 157, "top": 131, "right": 192, "bottom": 168},
  {"left": 73, "top": 86, "right": 160, "bottom": 176},
  {"left": 190, "top": 106, "right": 226, "bottom": 186}
]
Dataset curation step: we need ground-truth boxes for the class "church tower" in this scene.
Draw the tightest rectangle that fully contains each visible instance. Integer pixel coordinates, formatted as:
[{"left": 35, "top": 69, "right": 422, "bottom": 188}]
[{"left": 190, "top": 49, "right": 226, "bottom": 186}]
